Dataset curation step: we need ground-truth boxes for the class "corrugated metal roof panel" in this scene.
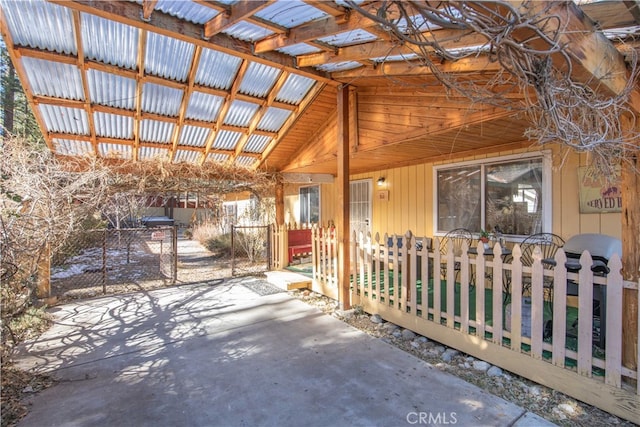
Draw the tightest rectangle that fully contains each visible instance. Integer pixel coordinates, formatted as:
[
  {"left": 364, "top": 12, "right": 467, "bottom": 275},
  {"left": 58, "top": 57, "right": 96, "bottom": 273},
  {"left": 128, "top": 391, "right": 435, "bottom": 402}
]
[
  {"left": 208, "top": 152, "right": 229, "bottom": 163},
  {"left": 223, "top": 100, "right": 259, "bottom": 127},
  {"left": 235, "top": 155, "right": 256, "bottom": 167},
  {"left": 154, "top": 0, "right": 220, "bottom": 25},
  {"left": 185, "top": 91, "right": 224, "bottom": 122},
  {"left": 315, "top": 61, "right": 362, "bottom": 72},
  {"left": 145, "top": 32, "right": 195, "bottom": 82},
  {"left": 138, "top": 146, "right": 170, "bottom": 161},
  {"left": 318, "top": 29, "right": 378, "bottom": 47},
  {"left": 98, "top": 143, "right": 132, "bottom": 160},
  {"left": 139, "top": 119, "right": 175, "bottom": 144},
  {"left": 22, "top": 57, "right": 84, "bottom": 100},
  {"left": 39, "top": 105, "right": 89, "bottom": 135},
  {"left": 52, "top": 138, "right": 93, "bottom": 156},
  {"left": 87, "top": 69, "right": 136, "bottom": 110},
  {"left": 173, "top": 149, "right": 200, "bottom": 163},
  {"left": 178, "top": 125, "right": 210, "bottom": 147},
  {"left": 142, "top": 83, "right": 183, "bottom": 116},
  {"left": 239, "top": 62, "right": 281, "bottom": 98},
  {"left": 257, "top": 107, "right": 291, "bottom": 132},
  {"left": 212, "top": 130, "right": 242, "bottom": 150},
  {"left": 1, "top": 0, "right": 76, "bottom": 54},
  {"left": 195, "top": 48, "right": 242, "bottom": 90},
  {"left": 277, "top": 43, "right": 322, "bottom": 56},
  {"left": 254, "top": 0, "right": 327, "bottom": 28},
  {"left": 275, "top": 74, "right": 315, "bottom": 105},
  {"left": 243, "top": 134, "right": 271, "bottom": 153},
  {"left": 81, "top": 13, "right": 138, "bottom": 70},
  {"left": 223, "top": 21, "right": 274, "bottom": 42},
  {"left": 94, "top": 112, "right": 134, "bottom": 139}
]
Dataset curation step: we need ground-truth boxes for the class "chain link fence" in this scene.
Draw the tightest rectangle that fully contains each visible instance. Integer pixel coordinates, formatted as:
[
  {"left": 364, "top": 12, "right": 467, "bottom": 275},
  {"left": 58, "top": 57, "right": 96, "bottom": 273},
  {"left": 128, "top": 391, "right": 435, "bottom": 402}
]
[
  {"left": 51, "top": 227, "right": 177, "bottom": 299},
  {"left": 231, "top": 225, "right": 270, "bottom": 276}
]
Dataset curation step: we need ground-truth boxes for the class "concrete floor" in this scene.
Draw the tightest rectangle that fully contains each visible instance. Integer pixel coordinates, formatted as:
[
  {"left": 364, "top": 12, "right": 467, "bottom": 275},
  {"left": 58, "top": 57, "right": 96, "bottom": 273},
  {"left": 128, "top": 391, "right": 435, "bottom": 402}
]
[{"left": 15, "top": 277, "right": 553, "bottom": 427}]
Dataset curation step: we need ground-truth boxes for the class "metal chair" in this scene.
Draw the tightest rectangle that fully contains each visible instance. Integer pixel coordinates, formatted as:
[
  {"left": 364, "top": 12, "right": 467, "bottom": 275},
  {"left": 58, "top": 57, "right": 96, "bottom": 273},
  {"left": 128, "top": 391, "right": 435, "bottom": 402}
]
[
  {"left": 439, "top": 228, "right": 473, "bottom": 283},
  {"left": 503, "top": 233, "right": 564, "bottom": 304}
]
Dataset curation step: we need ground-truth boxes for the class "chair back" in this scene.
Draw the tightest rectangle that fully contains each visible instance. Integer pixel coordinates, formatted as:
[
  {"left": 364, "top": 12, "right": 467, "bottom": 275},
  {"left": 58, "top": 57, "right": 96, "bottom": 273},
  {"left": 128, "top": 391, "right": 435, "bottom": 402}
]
[
  {"left": 440, "top": 228, "right": 473, "bottom": 256},
  {"left": 520, "top": 233, "right": 565, "bottom": 267}
]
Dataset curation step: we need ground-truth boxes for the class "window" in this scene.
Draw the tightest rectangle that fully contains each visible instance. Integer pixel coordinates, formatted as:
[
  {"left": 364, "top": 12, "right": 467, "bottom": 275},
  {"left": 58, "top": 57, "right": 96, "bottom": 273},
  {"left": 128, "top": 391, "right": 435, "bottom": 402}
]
[
  {"left": 299, "top": 185, "right": 320, "bottom": 224},
  {"left": 435, "top": 153, "right": 550, "bottom": 236}
]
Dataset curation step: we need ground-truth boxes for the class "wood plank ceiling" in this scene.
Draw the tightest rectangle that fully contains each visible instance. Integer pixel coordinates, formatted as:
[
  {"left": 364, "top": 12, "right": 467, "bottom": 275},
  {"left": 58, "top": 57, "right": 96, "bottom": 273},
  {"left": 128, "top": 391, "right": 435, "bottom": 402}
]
[{"left": 1, "top": 0, "right": 639, "bottom": 176}]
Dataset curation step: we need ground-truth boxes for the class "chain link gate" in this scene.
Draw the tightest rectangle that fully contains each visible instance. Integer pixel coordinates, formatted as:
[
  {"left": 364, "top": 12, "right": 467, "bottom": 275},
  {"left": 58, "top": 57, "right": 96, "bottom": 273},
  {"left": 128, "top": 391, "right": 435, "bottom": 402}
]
[
  {"left": 50, "top": 227, "right": 177, "bottom": 299},
  {"left": 231, "top": 225, "right": 270, "bottom": 276}
]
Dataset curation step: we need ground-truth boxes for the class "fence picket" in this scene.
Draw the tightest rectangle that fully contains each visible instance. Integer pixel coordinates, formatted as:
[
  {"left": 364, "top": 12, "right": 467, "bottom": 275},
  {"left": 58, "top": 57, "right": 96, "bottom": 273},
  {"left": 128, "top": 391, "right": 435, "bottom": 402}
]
[
  {"left": 510, "top": 245, "right": 523, "bottom": 352},
  {"left": 433, "top": 239, "right": 442, "bottom": 324},
  {"left": 577, "top": 251, "right": 594, "bottom": 378},
  {"left": 552, "top": 249, "right": 568, "bottom": 367},
  {"left": 530, "top": 247, "right": 544, "bottom": 359},
  {"left": 409, "top": 234, "right": 417, "bottom": 315},
  {"left": 492, "top": 243, "right": 504, "bottom": 345},
  {"left": 605, "top": 254, "right": 622, "bottom": 387},
  {"left": 472, "top": 242, "right": 484, "bottom": 336}
]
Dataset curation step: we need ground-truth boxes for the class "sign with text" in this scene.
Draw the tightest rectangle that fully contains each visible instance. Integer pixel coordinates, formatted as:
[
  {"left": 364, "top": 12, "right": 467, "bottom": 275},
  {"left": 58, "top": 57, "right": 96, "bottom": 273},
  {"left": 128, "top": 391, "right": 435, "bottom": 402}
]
[{"left": 578, "top": 166, "right": 622, "bottom": 213}]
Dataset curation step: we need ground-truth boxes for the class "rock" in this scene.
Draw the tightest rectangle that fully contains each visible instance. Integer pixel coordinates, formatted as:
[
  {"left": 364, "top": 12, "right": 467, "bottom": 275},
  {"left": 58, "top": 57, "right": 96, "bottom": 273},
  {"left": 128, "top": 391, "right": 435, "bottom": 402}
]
[
  {"left": 528, "top": 386, "right": 541, "bottom": 397},
  {"left": 382, "top": 322, "right": 399, "bottom": 331},
  {"left": 486, "top": 366, "right": 503, "bottom": 377},
  {"left": 416, "top": 336, "right": 428, "bottom": 343},
  {"left": 473, "top": 361, "right": 491, "bottom": 371},
  {"left": 557, "top": 403, "right": 578, "bottom": 416},
  {"left": 401, "top": 329, "right": 416, "bottom": 340},
  {"left": 370, "top": 314, "right": 383, "bottom": 324},
  {"left": 442, "top": 349, "right": 459, "bottom": 362},
  {"left": 22, "top": 385, "right": 34, "bottom": 393},
  {"left": 465, "top": 356, "right": 475, "bottom": 362},
  {"left": 334, "top": 309, "right": 355, "bottom": 320},
  {"left": 463, "top": 362, "right": 471, "bottom": 369},
  {"left": 434, "top": 345, "right": 446, "bottom": 354},
  {"left": 392, "top": 330, "right": 402, "bottom": 338},
  {"left": 552, "top": 408, "right": 568, "bottom": 421},
  {"left": 410, "top": 340, "right": 421, "bottom": 349}
]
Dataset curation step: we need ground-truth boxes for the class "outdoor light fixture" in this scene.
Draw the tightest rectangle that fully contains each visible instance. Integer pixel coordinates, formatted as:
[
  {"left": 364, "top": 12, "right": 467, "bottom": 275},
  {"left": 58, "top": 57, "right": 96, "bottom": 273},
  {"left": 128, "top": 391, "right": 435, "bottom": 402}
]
[{"left": 377, "top": 177, "right": 386, "bottom": 186}]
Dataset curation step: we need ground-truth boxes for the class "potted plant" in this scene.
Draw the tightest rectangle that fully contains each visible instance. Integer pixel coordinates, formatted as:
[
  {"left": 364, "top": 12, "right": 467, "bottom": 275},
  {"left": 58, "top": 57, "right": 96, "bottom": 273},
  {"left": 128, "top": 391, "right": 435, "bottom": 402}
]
[{"left": 480, "top": 229, "right": 491, "bottom": 244}]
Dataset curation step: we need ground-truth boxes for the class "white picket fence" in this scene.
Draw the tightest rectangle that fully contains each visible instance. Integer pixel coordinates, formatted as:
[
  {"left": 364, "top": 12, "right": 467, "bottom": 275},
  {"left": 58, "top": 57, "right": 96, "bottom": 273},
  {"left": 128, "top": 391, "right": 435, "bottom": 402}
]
[
  {"left": 296, "top": 227, "right": 640, "bottom": 422},
  {"left": 269, "top": 225, "right": 640, "bottom": 421}
]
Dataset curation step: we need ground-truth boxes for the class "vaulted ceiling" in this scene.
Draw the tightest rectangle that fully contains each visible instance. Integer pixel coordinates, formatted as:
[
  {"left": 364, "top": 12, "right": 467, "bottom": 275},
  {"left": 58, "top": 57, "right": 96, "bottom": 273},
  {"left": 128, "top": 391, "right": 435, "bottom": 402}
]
[{"left": 1, "top": 0, "right": 639, "bottom": 176}]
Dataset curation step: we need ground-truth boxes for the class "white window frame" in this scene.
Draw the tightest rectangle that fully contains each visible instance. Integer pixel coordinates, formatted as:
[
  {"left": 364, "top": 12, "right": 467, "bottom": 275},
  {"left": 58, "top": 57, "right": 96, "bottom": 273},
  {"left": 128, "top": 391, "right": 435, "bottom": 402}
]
[
  {"left": 433, "top": 151, "right": 552, "bottom": 239},
  {"left": 299, "top": 184, "right": 321, "bottom": 224}
]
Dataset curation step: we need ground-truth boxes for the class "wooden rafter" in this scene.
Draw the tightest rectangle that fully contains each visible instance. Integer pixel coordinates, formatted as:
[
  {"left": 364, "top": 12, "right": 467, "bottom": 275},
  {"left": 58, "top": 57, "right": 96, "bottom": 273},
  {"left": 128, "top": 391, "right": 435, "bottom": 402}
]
[
  {"left": 203, "top": 0, "right": 273, "bottom": 39},
  {"left": 72, "top": 10, "right": 98, "bottom": 156},
  {"left": 169, "top": 46, "right": 202, "bottom": 162}
]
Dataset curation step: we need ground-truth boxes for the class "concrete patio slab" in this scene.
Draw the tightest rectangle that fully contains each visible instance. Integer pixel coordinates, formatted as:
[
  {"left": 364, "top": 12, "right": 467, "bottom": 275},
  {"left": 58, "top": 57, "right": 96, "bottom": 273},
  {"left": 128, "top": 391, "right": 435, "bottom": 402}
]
[{"left": 15, "top": 277, "right": 554, "bottom": 427}]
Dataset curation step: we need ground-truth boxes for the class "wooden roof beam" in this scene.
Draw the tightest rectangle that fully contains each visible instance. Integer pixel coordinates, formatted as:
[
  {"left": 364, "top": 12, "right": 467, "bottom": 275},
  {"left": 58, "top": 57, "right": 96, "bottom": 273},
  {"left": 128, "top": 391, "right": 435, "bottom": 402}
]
[
  {"left": 501, "top": 0, "right": 640, "bottom": 113},
  {"left": 203, "top": 0, "right": 273, "bottom": 38},
  {"left": 296, "top": 29, "right": 483, "bottom": 67},
  {"left": 141, "top": 0, "right": 158, "bottom": 21},
  {"left": 332, "top": 55, "right": 502, "bottom": 79},
  {"left": 253, "top": 5, "right": 380, "bottom": 54}
]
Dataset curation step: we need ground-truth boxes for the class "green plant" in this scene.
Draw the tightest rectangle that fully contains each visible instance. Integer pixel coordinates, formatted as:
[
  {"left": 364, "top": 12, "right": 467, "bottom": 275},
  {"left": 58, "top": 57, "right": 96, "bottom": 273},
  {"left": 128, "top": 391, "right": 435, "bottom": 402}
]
[{"left": 480, "top": 229, "right": 491, "bottom": 242}]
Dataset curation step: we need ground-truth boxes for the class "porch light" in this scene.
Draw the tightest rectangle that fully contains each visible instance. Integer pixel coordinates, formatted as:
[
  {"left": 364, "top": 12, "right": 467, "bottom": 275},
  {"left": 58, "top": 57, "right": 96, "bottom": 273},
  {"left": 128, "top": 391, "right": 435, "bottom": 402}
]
[{"left": 377, "top": 177, "right": 386, "bottom": 186}]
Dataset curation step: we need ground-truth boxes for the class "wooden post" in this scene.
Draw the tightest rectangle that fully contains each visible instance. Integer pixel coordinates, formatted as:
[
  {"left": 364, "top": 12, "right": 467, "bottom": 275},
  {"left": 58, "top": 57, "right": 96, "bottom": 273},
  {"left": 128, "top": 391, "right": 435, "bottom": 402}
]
[
  {"left": 337, "top": 85, "right": 351, "bottom": 310},
  {"left": 621, "top": 144, "right": 639, "bottom": 371}
]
